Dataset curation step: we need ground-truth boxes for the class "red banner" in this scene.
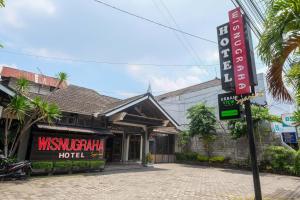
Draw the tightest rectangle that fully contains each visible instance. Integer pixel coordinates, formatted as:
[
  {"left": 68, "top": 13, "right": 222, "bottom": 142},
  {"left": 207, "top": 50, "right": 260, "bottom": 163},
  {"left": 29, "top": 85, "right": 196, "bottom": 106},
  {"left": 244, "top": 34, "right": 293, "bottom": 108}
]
[{"left": 229, "top": 8, "right": 251, "bottom": 95}]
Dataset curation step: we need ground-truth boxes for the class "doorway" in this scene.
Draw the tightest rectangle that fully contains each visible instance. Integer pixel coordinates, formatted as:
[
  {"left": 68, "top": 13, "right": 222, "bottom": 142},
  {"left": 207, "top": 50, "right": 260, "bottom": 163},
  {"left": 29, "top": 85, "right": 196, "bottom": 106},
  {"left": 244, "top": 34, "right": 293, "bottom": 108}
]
[
  {"left": 105, "top": 134, "right": 123, "bottom": 162},
  {"left": 128, "top": 135, "right": 141, "bottom": 161}
]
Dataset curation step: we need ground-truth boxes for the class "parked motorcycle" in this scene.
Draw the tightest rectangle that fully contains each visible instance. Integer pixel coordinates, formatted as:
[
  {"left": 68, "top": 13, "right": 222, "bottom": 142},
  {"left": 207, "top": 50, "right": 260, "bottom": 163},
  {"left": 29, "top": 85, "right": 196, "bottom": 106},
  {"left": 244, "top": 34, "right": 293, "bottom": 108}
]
[{"left": 0, "top": 151, "right": 31, "bottom": 181}]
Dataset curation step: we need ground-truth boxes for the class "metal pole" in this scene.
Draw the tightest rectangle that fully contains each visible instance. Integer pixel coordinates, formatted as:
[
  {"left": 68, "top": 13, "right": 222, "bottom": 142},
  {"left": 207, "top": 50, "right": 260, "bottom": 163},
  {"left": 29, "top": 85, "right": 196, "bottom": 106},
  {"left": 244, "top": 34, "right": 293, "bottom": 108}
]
[{"left": 244, "top": 99, "right": 262, "bottom": 200}]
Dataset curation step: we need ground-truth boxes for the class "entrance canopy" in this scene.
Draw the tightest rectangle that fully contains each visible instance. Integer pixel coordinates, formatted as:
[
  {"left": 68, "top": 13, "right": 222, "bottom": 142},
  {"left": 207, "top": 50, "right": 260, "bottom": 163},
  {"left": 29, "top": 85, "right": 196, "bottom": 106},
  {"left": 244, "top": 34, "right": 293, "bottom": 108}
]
[{"left": 99, "top": 93, "right": 179, "bottom": 129}]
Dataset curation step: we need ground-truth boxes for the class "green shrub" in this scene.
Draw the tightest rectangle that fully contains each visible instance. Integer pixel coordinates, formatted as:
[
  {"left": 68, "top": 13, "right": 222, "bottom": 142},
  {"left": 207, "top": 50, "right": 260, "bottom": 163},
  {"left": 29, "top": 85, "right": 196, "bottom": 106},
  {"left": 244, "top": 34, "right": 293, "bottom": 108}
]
[
  {"left": 54, "top": 161, "right": 72, "bottom": 169},
  {"left": 263, "top": 146, "right": 296, "bottom": 173},
  {"left": 175, "top": 152, "right": 198, "bottom": 161},
  {"left": 197, "top": 154, "right": 209, "bottom": 162},
  {"left": 32, "top": 161, "right": 53, "bottom": 170},
  {"left": 175, "top": 152, "right": 186, "bottom": 161},
  {"left": 209, "top": 156, "right": 225, "bottom": 163},
  {"left": 72, "top": 161, "right": 90, "bottom": 169},
  {"left": 185, "top": 152, "right": 198, "bottom": 161},
  {"left": 295, "top": 151, "right": 300, "bottom": 175},
  {"left": 90, "top": 160, "right": 105, "bottom": 169}
]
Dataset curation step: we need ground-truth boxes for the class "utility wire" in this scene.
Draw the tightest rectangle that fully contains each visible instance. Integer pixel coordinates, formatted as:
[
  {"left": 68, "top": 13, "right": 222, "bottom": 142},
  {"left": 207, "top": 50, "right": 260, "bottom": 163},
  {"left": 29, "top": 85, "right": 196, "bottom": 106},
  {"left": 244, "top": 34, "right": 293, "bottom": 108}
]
[
  {"left": 158, "top": 0, "right": 203, "bottom": 65},
  {"left": 93, "top": 0, "right": 217, "bottom": 44},
  {"left": 151, "top": 0, "right": 200, "bottom": 66},
  {"left": 0, "top": 49, "right": 219, "bottom": 67}
]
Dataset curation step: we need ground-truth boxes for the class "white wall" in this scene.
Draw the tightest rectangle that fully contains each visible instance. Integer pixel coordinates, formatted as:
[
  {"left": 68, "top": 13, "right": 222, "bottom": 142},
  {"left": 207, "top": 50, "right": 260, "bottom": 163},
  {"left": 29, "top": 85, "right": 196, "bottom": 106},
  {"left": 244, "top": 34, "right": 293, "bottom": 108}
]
[{"left": 158, "top": 73, "right": 296, "bottom": 131}]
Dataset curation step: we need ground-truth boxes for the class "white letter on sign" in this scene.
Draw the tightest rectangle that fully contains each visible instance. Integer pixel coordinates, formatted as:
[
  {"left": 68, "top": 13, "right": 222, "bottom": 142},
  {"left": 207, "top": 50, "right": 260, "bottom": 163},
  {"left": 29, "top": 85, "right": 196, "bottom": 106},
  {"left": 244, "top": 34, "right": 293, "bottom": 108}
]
[
  {"left": 221, "top": 49, "right": 230, "bottom": 58},
  {"left": 237, "top": 65, "right": 244, "bottom": 71},
  {"left": 223, "top": 61, "right": 232, "bottom": 70},
  {"left": 224, "top": 74, "right": 232, "bottom": 83},
  {"left": 239, "top": 83, "right": 246, "bottom": 89},
  {"left": 220, "top": 38, "right": 229, "bottom": 46},
  {"left": 219, "top": 25, "right": 228, "bottom": 36},
  {"left": 238, "top": 74, "right": 246, "bottom": 80}
]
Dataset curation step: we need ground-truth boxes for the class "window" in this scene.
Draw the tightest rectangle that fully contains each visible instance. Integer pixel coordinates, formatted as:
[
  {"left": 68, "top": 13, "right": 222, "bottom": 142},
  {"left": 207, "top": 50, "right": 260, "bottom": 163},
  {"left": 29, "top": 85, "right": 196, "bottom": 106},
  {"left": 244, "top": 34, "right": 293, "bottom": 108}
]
[{"left": 155, "top": 134, "right": 174, "bottom": 154}]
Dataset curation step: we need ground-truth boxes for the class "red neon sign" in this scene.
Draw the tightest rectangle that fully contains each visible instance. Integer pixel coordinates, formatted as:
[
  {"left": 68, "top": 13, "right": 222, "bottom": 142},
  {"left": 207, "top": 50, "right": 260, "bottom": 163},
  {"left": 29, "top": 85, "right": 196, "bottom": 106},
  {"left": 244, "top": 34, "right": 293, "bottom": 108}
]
[
  {"left": 38, "top": 137, "right": 104, "bottom": 152},
  {"left": 229, "top": 8, "right": 251, "bottom": 95}
]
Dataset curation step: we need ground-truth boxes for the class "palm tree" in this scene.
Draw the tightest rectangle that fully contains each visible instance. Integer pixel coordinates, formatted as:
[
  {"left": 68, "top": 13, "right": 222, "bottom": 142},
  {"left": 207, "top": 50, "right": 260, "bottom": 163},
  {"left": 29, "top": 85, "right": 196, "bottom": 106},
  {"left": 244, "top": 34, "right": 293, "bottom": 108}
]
[
  {"left": 56, "top": 72, "right": 68, "bottom": 89},
  {"left": 3, "top": 73, "right": 67, "bottom": 157},
  {"left": 257, "top": 0, "right": 300, "bottom": 102},
  {"left": 3, "top": 96, "right": 29, "bottom": 157}
]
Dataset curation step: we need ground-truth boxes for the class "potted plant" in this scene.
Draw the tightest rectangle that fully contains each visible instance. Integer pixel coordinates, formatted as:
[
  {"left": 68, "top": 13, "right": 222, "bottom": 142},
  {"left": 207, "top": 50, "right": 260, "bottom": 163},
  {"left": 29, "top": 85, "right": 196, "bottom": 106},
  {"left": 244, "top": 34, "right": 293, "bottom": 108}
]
[{"left": 144, "top": 153, "right": 154, "bottom": 167}]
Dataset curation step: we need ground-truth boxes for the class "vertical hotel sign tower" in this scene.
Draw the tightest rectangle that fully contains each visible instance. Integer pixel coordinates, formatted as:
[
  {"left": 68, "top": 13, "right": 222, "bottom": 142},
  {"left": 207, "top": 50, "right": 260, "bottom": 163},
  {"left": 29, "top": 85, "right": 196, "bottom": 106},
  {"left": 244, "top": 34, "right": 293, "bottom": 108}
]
[
  {"left": 217, "top": 7, "right": 262, "bottom": 200},
  {"left": 229, "top": 8, "right": 251, "bottom": 95}
]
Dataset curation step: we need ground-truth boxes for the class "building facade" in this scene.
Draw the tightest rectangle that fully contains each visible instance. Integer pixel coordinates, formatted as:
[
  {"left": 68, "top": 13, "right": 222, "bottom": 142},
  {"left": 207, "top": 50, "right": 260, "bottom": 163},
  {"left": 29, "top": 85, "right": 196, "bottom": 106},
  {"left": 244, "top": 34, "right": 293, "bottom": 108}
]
[
  {"left": 0, "top": 66, "right": 179, "bottom": 164},
  {"left": 156, "top": 73, "right": 291, "bottom": 160}
]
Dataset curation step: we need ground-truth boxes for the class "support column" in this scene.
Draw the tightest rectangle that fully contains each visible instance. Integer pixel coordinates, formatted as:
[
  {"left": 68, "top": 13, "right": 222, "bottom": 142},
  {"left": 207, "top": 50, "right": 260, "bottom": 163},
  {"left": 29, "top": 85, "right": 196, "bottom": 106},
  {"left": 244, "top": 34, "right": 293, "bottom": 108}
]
[
  {"left": 140, "top": 135, "right": 143, "bottom": 161},
  {"left": 122, "top": 133, "right": 126, "bottom": 162},
  {"left": 125, "top": 134, "right": 129, "bottom": 161},
  {"left": 142, "top": 129, "right": 149, "bottom": 165}
]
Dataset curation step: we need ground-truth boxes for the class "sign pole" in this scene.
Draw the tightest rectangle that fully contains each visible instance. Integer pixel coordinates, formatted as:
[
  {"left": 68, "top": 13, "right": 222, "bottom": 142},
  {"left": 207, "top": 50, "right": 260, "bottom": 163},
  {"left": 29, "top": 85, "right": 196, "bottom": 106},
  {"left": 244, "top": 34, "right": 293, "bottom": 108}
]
[{"left": 244, "top": 99, "right": 262, "bottom": 200}]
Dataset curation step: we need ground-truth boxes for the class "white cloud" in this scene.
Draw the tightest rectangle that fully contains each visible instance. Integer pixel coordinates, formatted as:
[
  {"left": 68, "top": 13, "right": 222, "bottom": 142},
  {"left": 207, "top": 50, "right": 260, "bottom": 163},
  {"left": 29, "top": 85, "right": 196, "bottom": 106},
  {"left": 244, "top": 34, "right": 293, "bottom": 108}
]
[
  {"left": 23, "top": 47, "right": 71, "bottom": 59},
  {"left": 126, "top": 65, "right": 209, "bottom": 94},
  {"left": 0, "top": 0, "right": 56, "bottom": 28},
  {"left": 202, "top": 49, "right": 219, "bottom": 63},
  {"left": 0, "top": 64, "right": 18, "bottom": 69}
]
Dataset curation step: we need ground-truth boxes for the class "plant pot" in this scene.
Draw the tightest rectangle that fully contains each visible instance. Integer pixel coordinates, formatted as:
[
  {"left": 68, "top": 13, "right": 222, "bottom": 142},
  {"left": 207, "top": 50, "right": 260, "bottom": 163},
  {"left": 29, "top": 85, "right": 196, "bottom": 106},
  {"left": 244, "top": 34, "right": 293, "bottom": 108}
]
[{"left": 143, "top": 163, "right": 154, "bottom": 167}]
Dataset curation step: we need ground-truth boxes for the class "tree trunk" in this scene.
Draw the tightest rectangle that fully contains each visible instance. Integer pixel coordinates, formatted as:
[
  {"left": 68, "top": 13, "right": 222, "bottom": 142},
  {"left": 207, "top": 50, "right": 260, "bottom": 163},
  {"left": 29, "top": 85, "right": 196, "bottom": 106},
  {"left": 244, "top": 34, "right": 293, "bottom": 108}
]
[{"left": 4, "top": 125, "right": 8, "bottom": 158}]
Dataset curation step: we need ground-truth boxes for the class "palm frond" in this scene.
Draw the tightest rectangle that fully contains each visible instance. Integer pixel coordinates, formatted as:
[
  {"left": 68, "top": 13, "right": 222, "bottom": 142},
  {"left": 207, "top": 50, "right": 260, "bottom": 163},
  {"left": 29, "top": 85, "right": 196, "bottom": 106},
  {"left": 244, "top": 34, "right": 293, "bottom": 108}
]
[
  {"left": 5, "top": 95, "right": 30, "bottom": 122},
  {"left": 258, "top": 0, "right": 300, "bottom": 102},
  {"left": 0, "top": 0, "right": 5, "bottom": 7},
  {"left": 16, "top": 78, "right": 30, "bottom": 94},
  {"left": 55, "top": 72, "right": 68, "bottom": 88}
]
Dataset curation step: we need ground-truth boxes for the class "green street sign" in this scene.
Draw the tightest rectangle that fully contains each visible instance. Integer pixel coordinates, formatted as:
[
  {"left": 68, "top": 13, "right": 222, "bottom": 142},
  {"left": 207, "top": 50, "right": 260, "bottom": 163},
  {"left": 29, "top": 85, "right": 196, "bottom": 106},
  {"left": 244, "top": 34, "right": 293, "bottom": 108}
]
[{"left": 218, "top": 92, "right": 241, "bottom": 120}]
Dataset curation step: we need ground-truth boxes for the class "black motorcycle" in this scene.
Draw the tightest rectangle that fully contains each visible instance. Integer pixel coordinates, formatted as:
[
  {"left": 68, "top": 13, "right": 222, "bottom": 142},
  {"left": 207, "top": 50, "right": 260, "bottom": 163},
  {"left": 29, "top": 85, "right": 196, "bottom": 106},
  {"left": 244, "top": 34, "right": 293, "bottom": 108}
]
[{"left": 0, "top": 152, "right": 31, "bottom": 181}]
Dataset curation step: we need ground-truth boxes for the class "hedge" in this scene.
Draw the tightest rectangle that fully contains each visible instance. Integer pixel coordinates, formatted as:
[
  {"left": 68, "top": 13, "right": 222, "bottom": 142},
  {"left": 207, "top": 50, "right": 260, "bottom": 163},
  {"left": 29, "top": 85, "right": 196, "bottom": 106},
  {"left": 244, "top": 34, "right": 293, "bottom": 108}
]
[
  {"left": 90, "top": 160, "right": 105, "bottom": 169},
  {"left": 209, "top": 156, "right": 225, "bottom": 163},
  {"left": 54, "top": 161, "right": 72, "bottom": 169},
  {"left": 295, "top": 151, "right": 300, "bottom": 176},
  {"left": 72, "top": 161, "right": 90, "bottom": 169},
  {"left": 175, "top": 152, "right": 225, "bottom": 164},
  {"left": 263, "top": 146, "right": 296, "bottom": 174},
  {"left": 31, "top": 160, "right": 105, "bottom": 172},
  {"left": 32, "top": 161, "right": 53, "bottom": 170}
]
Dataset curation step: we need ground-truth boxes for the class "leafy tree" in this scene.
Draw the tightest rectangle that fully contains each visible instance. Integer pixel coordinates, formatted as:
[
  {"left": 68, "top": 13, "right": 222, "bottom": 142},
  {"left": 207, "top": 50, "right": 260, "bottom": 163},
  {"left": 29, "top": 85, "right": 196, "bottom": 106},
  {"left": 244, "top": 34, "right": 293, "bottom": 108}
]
[
  {"left": 286, "top": 64, "right": 300, "bottom": 122},
  {"left": 257, "top": 0, "right": 300, "bottom": 102},
  {"left": 228, "top": 105, "right": 281, "bottom": 139},
  {"left": 178, "top": 131, "right": 190, "bottom": 152},
  {"left": 187, "top": 103, "right": 216, "bottom": 157},
  {"left": 2, "top": 73, "right": 67, "bottom": 158}
]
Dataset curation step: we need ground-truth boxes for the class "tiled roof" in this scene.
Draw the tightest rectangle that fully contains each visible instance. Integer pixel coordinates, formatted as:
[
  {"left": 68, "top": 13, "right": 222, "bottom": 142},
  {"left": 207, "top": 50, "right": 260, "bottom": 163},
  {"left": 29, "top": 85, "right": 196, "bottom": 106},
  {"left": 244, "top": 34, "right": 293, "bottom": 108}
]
[
  {"left": 0, "top": 66, "right": 67, "bottom": 88},
  {"left": 156, "top": 78, "right": 221, "bottom": 100},
  {"left": 42, "top": 85, "right": 120, "bottom": 116},
  {"left": 101, "top": 94, "right": 146, "bottom": 114}
]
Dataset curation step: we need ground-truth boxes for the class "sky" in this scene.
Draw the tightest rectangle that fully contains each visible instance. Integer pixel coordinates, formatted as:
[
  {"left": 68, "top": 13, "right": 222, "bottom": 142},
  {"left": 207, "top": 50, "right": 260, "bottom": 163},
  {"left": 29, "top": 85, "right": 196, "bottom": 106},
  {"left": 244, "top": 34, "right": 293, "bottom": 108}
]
[{"left": 0, "top": 0, "right": 267, "bottom": 99}]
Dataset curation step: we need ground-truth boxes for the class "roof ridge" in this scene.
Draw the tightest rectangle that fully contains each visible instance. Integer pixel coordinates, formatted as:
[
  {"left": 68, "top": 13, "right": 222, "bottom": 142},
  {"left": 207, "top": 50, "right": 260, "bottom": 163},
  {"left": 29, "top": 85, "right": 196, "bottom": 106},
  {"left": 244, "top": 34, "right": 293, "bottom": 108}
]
[
  {"left": 68, "top": 84, "right": 120, "bottom": 101},
  {"left": 156, "top": 78, "right": 220, "bottom": 100}
]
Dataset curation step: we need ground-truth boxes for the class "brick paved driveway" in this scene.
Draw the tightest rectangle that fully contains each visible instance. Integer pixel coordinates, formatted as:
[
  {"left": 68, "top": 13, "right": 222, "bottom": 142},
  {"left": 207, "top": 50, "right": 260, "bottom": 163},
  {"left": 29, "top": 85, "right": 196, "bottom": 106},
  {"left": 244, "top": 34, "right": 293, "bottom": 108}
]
[{"left": 1, "top": 164, "right": 300, "bottom": 200}]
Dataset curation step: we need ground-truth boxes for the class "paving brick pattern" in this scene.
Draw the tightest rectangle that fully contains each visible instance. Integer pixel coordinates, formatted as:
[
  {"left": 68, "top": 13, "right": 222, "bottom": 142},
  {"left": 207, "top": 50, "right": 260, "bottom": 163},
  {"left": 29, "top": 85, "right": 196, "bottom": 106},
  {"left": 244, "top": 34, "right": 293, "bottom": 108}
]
[{"left": 1, "top": 164, "right": 300, "bottom": 200}]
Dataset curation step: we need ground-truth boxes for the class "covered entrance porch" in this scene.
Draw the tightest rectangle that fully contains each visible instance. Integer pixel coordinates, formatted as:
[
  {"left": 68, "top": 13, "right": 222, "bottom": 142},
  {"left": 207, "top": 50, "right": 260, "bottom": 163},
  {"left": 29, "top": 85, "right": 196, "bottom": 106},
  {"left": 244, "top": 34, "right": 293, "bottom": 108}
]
[{"left": 101, "top": 93, "right": 179, "bottom": 164}]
